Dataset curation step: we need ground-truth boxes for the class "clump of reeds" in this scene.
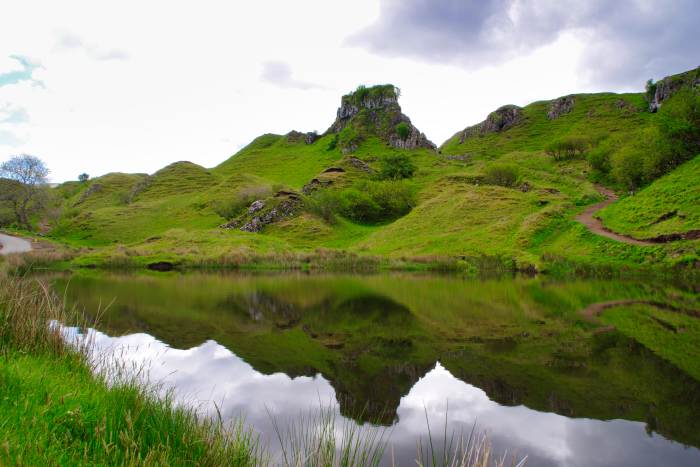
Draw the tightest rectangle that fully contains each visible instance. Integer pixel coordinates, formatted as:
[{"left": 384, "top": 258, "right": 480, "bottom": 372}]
[{"left": 270, "top": 406, "right": 389, "bottom": 467}]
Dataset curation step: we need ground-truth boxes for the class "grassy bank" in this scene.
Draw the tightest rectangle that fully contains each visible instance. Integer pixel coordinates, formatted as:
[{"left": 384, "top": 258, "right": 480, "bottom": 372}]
[{"left": 0, "top": 274, "right": 262, "bottom": 465}]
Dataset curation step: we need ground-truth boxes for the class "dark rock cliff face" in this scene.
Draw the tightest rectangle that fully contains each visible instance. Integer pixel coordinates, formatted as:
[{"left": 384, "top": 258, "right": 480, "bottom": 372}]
[
  {"left": 457, "top": 105, "right": 523, "bottom": 143},
  {"left": 548, "top": 96, "right": 575, "bottom": 120},
  {"left": 648, "top": 66, "right": 700, "bottom": 112},
  {"left": 326, "top": 86, "right": 436, "bottom": 152}
]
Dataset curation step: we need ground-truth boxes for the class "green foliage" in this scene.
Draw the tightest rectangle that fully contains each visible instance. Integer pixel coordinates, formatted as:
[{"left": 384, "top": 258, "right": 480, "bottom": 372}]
[
  {"left": 308, "top": 180, "right": 415, "bottom": 224},
  {"left": 656, "top": 89, "right": 700, "bottom": 163},
  {"left": 338, "top": 126, "right": 360, "bottom": 151},
  {"left": 326, "top": 134, "right": 338, "bottom": 151},
  {"left": 395, "top": 122, "right": 410, "bottom": 140},
  {"left": 544, "top": 136, "right": 591, "bottom": 161},
  {"left": 78, "top": 173, "right": 89, "bottom": 183},
  {"left": 378, "top": 153, "right": 416, "bottom": 180},
  {"left": 343, "top": 84, "right": 399, "bottom": 106},
  {"left": 483, "top": 164, "right": 519, "bottom": 187},
  {"left": 645, "top": 79, "right": 657, "bottom": 103}
]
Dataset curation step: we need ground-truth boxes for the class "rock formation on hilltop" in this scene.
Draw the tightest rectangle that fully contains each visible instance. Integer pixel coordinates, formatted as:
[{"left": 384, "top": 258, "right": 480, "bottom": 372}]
[{"left": 325, "top": 84, "right": 436, "bottom": 153}]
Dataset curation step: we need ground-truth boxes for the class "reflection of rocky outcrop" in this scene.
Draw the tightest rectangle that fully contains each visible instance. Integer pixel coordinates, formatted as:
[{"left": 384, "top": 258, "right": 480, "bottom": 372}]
[
  {"left": 244, "top": 291, "right": 301, "bottom": 327},
  {"left": 334, "top": 361, "right": 433, "bottom": 425}
]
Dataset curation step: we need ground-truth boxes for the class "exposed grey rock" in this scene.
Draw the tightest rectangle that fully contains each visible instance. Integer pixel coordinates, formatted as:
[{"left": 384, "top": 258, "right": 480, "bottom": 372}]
[
  {"left": 302, "top": 178, "right": 333, "bottom": 195},
  {"left": 248, "top": 199, "right": 265, "bottom": 214},
  {"left": 547, "top": 96, "right": 575, "bottom": 120},
  {"left": 286, "top": 130, "right": 320, "bottom": 144},
  {"left": 346, "top": 156, "right": 373, "bottom": 173},
  {"left": 458, "top": 105, "right": 523, "bottom": 143}
]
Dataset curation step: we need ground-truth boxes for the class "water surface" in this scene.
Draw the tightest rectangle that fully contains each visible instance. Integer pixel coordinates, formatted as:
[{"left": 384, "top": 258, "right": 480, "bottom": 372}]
[{"left": 54, "top": 272, "right": 700, "bottom": 466}]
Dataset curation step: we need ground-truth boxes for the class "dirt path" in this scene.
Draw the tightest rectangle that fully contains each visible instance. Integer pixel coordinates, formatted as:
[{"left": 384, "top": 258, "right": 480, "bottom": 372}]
[
  {"left": 0, "top": 233, "right": 33, "bottom": 255},
  {"left": 576, "top": 186, "right": 655, "bottom": 246}
]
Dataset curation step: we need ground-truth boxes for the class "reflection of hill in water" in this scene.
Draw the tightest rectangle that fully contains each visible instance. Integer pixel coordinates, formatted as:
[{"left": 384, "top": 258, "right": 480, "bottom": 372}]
[{"left": 55, "top": 272, "right": 700, "bottom": 446}]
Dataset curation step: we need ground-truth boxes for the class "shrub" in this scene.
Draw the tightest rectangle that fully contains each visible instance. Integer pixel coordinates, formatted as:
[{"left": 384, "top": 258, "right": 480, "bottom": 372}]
[
  {"left": 326, "top": 134, "right": 338, "bottom": 151},
  {"left": 337, "top": 189, "right": 382, "bottom": 223},
  {"left": 309, "top": 180, "right": 416, "bottom": 224},
  {"left": 483, "top": 164, "right": 519, "bottom": 187},
  {"left": 359, "top": 180, "right": 415, "bottom": 220},
  {"left": 645, "top": 79, "right": 657, "bottom": 103},
  {"left": 544, "top": 136, "right": 590, "bottom": 161},
  {"left": 610, "top": 145, "right": 646, "bottom": 190},
  {"left": 378, "top": 153, "right": 416, "bottom": 180},
  {"left": 306, "top": 190, "right": 341, "bottom": 224},
  {"left": 395, "top": 122, "right": 410, "bottom": 140},
  {"left": 212, "top": 185, "right": 272, "bottom": 219}
]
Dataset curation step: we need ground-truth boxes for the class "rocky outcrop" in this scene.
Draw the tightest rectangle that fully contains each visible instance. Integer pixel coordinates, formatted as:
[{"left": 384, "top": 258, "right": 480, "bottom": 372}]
[
  {"left": 648, "top": 66, "right": 700, "bottom": 112},
  {"left": 286, "top": 130, "right": 319, "bottom": 144},
  {"left": 548, "top": 96, "right": 575, "bottom": 120},
  {"left": 458, "top": 105, "right": 523, "bottom": 143},
  {"left": 325, "top": 85, "right": 436, "bottom": 152},
  {"left": 220, "top": 191, "right": 303, "bottom": 232}
]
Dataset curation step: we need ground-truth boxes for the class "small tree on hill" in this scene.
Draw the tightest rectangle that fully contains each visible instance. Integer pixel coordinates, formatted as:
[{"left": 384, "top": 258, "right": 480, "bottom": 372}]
[
  {"left": 78, "top": 173, "right": 90, "bottom": 183},
  {"left": 0, "top": 154, "right": 49, "bottom": 230}
]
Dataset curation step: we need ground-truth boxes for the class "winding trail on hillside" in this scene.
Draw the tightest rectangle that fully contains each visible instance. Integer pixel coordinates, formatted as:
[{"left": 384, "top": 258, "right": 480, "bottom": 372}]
[
  {"left": 0, "top": 233, "right": 33, "bottom": 255},
  {"left": 576, "top": 186, "right": 656, "bottom": 246}
]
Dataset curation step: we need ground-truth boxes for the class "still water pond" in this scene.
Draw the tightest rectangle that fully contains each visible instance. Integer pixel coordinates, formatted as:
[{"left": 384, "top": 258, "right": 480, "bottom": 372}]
[{"left": 52, "top": 272, "right": 700, "bottom": 466}]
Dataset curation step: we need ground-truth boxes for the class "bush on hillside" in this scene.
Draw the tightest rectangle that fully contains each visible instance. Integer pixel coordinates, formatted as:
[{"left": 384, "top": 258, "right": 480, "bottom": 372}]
[
  {"left": 395, "top": 122, "right": 410, "bottom": 140},
  {"left": 483, "top": 164, "right": 519, "bottom": 188},
  {"left": 307, "top": 180, "right": 415, "bottom": 224},
  {"left": 326, "top": 134, "right": 339, "bottom": 151},
  {"left": 212, "top": 185, "right": 272, "bottom": 219},
  {"left": 305, "top": 189, "right": 342, "bottom": 224},
  {"left": 378, "top": 153, "right": 416, "bottom": 180},
  {"left": 544, "top": 136, "right": 590, "bottom": 161}
]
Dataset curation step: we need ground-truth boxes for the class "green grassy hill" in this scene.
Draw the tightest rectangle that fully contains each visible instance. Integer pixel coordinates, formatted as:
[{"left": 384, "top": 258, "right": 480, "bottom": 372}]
[
  {"left": 43, "top": 70, "right": 700, "bottom": 272},
  {"left": 597, "top": 155, "right": 700, "bottom": 239}
]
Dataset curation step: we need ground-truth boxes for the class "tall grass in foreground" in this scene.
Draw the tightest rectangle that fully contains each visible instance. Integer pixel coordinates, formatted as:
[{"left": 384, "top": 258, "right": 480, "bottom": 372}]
[
  {"left": 0, "top": 273, "right": 263, "bottom": 465},
  {"left": 0, "top": 272, "right": 527, "bottom": 466}
]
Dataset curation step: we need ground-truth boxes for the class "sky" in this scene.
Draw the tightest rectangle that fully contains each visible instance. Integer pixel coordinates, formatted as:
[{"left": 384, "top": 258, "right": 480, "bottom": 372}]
[{"left": 1, "top": 0, "right": 699, "bottom": 182}]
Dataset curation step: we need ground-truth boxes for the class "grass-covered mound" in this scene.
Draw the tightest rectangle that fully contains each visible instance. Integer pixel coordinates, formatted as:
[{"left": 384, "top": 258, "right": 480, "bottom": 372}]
[
  {"left": 39, "top": 73, "right": 700, "bottom": 272},
  {"left": 597, "top": 155, "right": 700, "bottom": 239}
]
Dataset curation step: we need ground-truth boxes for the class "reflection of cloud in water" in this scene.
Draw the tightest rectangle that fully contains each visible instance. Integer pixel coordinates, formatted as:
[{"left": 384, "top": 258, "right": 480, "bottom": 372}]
[{"left": 63, "top": 327, "right": 700, "bottom": 467}]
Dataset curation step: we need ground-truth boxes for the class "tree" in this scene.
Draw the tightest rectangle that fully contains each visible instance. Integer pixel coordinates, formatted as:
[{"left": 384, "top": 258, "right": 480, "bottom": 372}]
[
  {"left": 0, "top": 154, "right": 49, "bottom": 230},
  {"left": 78, "top": 173, "right": 90, "bottom": 183}
]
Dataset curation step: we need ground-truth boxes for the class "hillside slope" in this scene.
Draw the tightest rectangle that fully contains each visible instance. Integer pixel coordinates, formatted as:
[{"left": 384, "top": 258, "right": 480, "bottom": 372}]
[
  {"left": 43, "top": 72, "right": 700, "bottom": 272},
  {"left": 597, "top": 155, "right": 700, "bottom": 239}
]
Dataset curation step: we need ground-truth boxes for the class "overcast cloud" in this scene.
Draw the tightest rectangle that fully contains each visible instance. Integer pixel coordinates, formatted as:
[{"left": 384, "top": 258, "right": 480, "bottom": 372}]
[
  {"left": 351, "top": 0, "right": 700, "bottom": 88},
  {"left": 0, "top": 0, "right": 697, "bottom": 182}
]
